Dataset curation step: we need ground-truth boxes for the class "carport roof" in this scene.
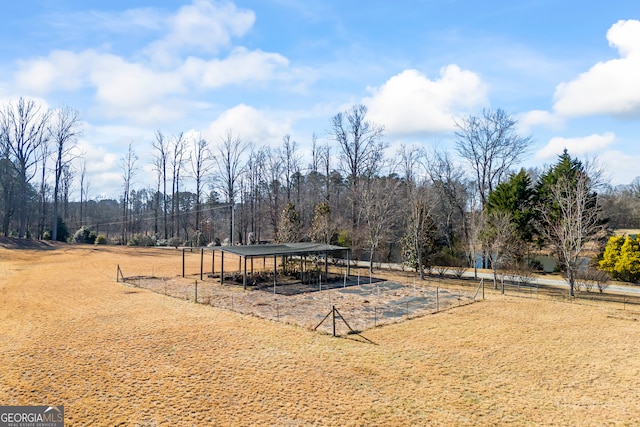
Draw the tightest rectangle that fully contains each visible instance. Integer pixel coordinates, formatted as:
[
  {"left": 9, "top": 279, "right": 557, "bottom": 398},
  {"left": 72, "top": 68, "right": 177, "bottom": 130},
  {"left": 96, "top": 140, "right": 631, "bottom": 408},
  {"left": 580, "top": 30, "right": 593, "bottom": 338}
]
[{"left": 210, "top": 242, "right": 348, "bottom": 258}]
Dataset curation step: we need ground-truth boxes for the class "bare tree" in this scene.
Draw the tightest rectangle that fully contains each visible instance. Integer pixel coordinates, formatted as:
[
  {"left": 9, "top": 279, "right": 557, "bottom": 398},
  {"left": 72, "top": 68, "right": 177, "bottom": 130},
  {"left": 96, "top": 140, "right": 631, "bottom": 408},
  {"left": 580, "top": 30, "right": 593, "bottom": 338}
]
[
  {"left": 426, "top": 149, "right": 470, "bottom": 255},
  {"left": 455, "top": 108, "right": 532, "bottom": 208},
  {"left": 262, "top": 146, "right": 284, "bottom": 238},
  {"left": 319, "top": 141, "right": 332, "bottom": 204},
  {"left": 0, "top": 98, "right": 51, "bottom": 237},
  {"left": 79, "top": 157, "right": 90, "bottom": 227},
  {"left": 331, "top": 104, "right": 386, "bottom": 228},
  {"left": 214, "top": 130, "right": 249, "bottom": 244},
  {"left": 245, "top": 148, "right": 265, "bottom": 242},
  {"left": 310, "top": 133, "right": 320, "bottom": 173},
  {"left": 538, "top": 171, "right": 605, "bottom": 297},
  {"left": 120, "top": 143, "right": 137, "bottom": 244},
  {"left": 190, "top": 135, "right": 213, "bottom": 233},
  {"left": 151, "top": 130, "right": 169, "bottom": 238},
  {"left": 398, "top": 144, "right": 436, "bottom": 280},
  {"left": 170, "top": 133, "right": 186, "bottom": 239},
  {"left": 37, "top": 140, "right": 50, "bottom": 239},
  {"left": 360, "top": 174, "right": 401, "bottom": 274},
  {"left": 280, "top": 134, "right": 301, "bottom": 203},
  {"left": 50, "top": 107, "right": 81, "bottom": 241},
  {"left": 0, "top": 144, "right": 18, "bottom": 236},
  {"left": 61, "top": 164, "right": 74, "bottom": 223},
  {"left": 481, "top": 210, "right": 516, "bottom": 292}
]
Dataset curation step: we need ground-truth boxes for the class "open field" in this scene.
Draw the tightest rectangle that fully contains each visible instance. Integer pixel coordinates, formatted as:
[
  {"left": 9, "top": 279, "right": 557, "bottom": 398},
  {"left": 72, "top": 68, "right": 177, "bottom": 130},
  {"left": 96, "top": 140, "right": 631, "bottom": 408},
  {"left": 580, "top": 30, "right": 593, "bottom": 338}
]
[{"left": 2, "top": 243, "right": 640, "bottom": 425}]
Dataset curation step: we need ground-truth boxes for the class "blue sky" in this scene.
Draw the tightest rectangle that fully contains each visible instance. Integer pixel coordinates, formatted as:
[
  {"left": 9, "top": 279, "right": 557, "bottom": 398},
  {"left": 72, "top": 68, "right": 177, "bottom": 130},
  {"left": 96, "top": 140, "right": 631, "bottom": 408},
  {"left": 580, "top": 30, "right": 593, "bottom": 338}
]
[{"left": 2, "top": 0, "right": 640, "bottom": 198}]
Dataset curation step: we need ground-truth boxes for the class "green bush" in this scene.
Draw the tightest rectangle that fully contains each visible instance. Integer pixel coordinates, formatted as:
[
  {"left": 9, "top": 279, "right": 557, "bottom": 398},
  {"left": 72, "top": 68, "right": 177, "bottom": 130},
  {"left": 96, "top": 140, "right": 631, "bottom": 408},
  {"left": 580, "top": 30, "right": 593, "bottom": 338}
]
[
  {"left": 336, "top": 230, "right": 351, "bottom": 247},
  {"left": 73, "top": 226, "right": 97, "bottom": 244},
  {"left": 94, "top": 234, "right": 108, "bottom": 245},
  {"left": 600, "top": 235, "right": 640, "bottom": 283},
  {"left": 127, "top": 233, "right": 156, "bottom": 247},
  {"left": 191, "top": 231, "right": 209, "bottom": 247}
]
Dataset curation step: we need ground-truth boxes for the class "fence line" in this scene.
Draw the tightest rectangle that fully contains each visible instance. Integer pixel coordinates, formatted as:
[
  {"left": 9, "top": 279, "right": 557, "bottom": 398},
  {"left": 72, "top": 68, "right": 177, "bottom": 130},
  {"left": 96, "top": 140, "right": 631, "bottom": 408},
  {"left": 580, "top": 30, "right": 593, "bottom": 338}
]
[{"left": 117, "top": 272, "right": 480, "bottom": 335}]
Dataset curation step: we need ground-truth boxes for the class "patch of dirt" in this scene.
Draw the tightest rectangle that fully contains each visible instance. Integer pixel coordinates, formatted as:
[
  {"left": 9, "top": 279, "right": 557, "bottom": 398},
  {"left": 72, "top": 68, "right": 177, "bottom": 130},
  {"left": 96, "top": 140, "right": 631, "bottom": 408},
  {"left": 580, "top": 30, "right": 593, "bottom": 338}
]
[{"left": 129, "top": 275, "right": 476, "bottom": 334}]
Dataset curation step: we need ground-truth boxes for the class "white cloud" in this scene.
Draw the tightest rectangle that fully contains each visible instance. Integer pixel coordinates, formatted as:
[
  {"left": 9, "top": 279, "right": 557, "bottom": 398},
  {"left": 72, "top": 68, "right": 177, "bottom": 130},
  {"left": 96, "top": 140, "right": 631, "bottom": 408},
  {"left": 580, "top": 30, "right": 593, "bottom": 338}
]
[
  {"left": 598, "top": 150, "right": 640, "bottom": 185},
  {"left": 553, "top": 20, "right": 640, "bottom": 118},
  {"left": 181, "top": 47, "right": 289, "bottom": 88},
  {"left": 519, "top": 109, "right": 564, "bottom": 133},
  {"left": 363, "top": 66, "right": 487, "bottom": 135},
  {"left": 76, "top": 139, "right": 120, "bottom": 174},
  {"left": 535, "top": 132, "right": 616, "bottom": 160},
  {"left": 10, "top": 1, "right": 296, "bottom": 125},
  {"left": 205, "top": 104, "right": 291, "bottom": 146},
  {"left": 15, "top": 50, "right": 92, "bottom": 93},
  {"left": 89, "top": 54, "right": 185, "bottom": 121},
  {"left": 145, "top": 0, "right": 255, "bottom": 64}
]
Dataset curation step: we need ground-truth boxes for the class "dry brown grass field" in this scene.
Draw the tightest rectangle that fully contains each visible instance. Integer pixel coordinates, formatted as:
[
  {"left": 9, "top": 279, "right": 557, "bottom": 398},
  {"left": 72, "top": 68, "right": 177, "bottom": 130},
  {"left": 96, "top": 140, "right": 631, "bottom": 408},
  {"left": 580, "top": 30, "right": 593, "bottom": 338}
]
[{"left": 1, "top": 242, "right": 640, "bottom": 426}]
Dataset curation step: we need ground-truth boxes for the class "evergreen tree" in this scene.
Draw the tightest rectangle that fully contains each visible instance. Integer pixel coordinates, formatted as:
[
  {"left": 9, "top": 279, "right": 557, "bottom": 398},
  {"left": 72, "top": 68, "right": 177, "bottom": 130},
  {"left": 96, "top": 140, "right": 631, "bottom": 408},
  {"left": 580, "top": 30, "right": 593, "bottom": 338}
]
[
  {"left": 486, "top": 169, "right": 536, "bottom": 258},
  {"left": 275, "top": 202, "right": 301, "bottom": 243},
  {"left": 309, "top": 202, "right": 335, "bottom": 244},
  {"left": 616, "top": 236, "right": 640, "bottom": 283},
  {"left": 536, "top": 150, "right": 605, "bottom": 296}
]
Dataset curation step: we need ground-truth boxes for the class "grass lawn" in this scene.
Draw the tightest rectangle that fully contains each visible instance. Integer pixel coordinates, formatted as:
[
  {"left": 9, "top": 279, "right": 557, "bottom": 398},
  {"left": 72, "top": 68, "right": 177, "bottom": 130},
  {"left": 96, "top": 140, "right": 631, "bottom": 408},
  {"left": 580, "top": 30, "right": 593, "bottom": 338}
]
[{"left": 1, "top": 243, "right": 639, "bottom": 426}]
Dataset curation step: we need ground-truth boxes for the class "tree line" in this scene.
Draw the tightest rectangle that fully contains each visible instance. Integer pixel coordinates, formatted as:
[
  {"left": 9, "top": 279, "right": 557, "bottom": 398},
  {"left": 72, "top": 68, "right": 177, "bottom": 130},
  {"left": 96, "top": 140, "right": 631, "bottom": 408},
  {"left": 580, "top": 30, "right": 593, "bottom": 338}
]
[{"left": 3, "top": 98, "right": 640, "bottom": 292}]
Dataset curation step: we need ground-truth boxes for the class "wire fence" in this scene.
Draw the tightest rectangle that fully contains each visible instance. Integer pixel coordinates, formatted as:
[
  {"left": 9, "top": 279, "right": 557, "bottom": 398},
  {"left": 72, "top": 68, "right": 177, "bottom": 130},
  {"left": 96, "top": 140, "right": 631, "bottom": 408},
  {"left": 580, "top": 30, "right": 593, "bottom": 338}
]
[
  {"left": 487, "top": 274, "right": 640, "bottom": 311},
  {"left": 117, "top": 265, "right": 480, "bottom": 336}
]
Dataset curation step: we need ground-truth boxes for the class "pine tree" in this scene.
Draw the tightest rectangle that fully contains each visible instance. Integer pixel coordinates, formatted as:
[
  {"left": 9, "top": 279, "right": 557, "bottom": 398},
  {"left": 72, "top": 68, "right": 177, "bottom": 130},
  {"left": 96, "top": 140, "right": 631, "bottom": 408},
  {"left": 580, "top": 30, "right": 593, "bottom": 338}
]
[{"left": 275, "top": 202, "right": 301, "bottom": 243}]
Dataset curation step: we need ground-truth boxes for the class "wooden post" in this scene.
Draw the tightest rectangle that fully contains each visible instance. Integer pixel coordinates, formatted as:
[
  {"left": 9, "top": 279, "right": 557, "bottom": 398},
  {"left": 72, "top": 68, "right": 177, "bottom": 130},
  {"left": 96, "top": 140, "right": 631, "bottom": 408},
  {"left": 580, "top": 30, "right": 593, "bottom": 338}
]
[
  {"left": 116, "top": 264, "right": 119, "bottom": 282},
  {"left": 243, "top": 256, "right": 247, "bottom": 290},
  {"left": 221, "top": 251, "right": 225, "bottom": 285},
  {"left": 200, "top": 248, "right": 204, "bottom": 280},
  {"left": 211, "top": 250, "right": 215, "bottom": 276},
  {"left": 332, "top": 305, "right": 336, "bottom": 337},
  {"left": 182, "top": 249, "right": 185, "bottom": 278},
  {"left": 195, "top": 280, "right": 198, "bottom": 303},
  {"left": 436, "top": 286, "right": 440, "bottom": 312}
]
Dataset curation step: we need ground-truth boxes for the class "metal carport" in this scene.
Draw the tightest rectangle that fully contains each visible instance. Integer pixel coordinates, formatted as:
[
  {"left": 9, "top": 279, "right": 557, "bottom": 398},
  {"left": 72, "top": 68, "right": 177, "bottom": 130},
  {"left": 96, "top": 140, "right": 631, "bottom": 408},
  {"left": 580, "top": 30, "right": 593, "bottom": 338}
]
[{"left": 182, "top": 243, "right": 350, "bottom": 291}]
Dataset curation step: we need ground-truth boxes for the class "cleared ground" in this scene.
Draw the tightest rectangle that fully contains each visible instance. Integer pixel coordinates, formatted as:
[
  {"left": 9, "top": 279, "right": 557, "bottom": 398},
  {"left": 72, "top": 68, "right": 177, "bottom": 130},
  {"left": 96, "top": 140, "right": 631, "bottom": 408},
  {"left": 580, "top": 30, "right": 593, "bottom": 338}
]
[{"left": 1, "top": 242, "right": 640, "bottom": 426}]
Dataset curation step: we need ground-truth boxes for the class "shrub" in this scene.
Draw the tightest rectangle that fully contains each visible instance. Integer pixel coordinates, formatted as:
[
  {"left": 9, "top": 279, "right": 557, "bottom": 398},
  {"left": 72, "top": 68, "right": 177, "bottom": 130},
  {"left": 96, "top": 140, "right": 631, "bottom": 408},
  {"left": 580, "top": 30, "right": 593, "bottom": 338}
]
[
  {"left": 127, "top": 233, "right": 156, "bottom": 247},
  {"left": 73, "top": 226, "right": 97, "bottom": 244},
  {"left": 168, "top": 236, "right": 182, "bottom": 248},
  {"left": 192, "top": 230, "right": 209, "bottom": 247},
  {"left": 336, "top": 230, "right": 351, "bottom": 247},
  {"left": 599, "top": 235, "right": 640, "bottom": 283},
  {"left": 94, "top": 234, "right": 108, "bottom": 245}
]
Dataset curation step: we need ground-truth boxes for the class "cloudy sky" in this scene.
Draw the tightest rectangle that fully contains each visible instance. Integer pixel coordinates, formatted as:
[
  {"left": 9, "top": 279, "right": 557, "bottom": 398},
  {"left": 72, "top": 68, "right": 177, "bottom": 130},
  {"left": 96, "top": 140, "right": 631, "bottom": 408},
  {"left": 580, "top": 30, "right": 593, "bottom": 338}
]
[{"left": 2, "top": 0, "right": 640, "bottom": 198}]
